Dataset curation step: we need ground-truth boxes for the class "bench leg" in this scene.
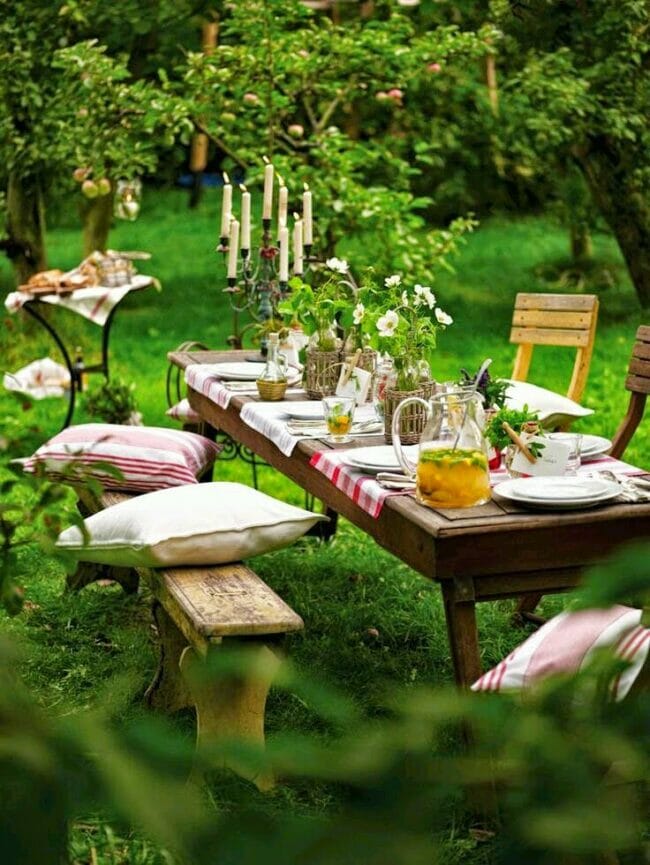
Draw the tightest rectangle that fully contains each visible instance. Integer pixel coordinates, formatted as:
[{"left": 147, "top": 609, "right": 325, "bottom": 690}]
[
  {"left": 65, "top": 562, "right": 139, "bottom": 594},
  {"left": 179, "top": 641, "right": 282, "bottom": 792},
  {"left": 145, "top": 602, "right": 193, "bottom": 712}
]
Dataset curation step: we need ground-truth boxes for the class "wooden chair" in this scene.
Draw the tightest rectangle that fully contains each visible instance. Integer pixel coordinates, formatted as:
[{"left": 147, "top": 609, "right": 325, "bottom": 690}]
[
  {"left": 609, "top": 325, "right": 650, "bottom": 459},
  {"left": 510, "top": 293, "right": 600, "bottom": 402},
  {"left": 515, "top": 324, "right": 649, "bottom": 626}
]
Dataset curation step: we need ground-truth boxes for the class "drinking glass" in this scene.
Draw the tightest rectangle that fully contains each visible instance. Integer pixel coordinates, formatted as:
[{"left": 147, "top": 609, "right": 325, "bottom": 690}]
[
  {"left": 322, "top": 396, "right": 356, "bottom": 444},
  {"left": 551, "top": 432, "right": 583, "bottom": 475}
]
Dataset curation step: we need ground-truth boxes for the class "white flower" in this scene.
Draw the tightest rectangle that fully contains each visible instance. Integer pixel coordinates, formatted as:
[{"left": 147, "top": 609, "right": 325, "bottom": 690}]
[
  {"left": 353, "top": 302, "right": 365, "bottom": 325},
  {"left": 401, "top": 290, "right": 409, "bottom": 307},
  {"left": 326, "top": 257, "right": 349, "bottom": 273},
  {"left": 377, "top": 309, "right": 399, "bottom": 337},
  {"left": 414, "top": 284, "right": 436, "bottom": 309},
  {"left": 384, "top": 274, "right": 402, "bottom": 288},
  {"left": 435, "top": 307, "right": 453, "bottom": 326}
]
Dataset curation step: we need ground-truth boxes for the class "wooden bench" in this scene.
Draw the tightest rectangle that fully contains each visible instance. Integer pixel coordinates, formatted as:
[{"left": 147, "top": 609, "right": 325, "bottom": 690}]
[{"left": 69, "top": 489, "right": 304, "bottom": 791}]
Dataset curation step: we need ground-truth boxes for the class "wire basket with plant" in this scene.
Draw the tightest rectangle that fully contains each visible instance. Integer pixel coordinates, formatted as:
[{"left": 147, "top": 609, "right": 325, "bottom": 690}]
[{"left": 84, "top": 378, "right": 141, "bottom": 425}]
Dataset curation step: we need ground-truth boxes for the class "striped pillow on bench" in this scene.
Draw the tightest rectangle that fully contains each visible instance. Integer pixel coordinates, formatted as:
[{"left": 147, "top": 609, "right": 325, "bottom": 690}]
[{"left": 21, "top": 423, "right": 220, "bottom": 493}]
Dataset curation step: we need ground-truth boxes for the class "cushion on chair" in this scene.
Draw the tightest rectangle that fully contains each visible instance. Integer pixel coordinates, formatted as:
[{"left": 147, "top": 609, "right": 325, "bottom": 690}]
[
  {"left": 503, "top": 379, "right": 593, "bottom": 429},
  {"left": 21, "top": 423, "right": 220, "bottom": 492},
  {"left": 472, "top": 605, "right": 650, "bottom": 701},
  {"left": 166, "top": 398, "right": 201, "bottom": 423},
  {"left": 56, "top": 482, "right": 328, "bottom": 567}
]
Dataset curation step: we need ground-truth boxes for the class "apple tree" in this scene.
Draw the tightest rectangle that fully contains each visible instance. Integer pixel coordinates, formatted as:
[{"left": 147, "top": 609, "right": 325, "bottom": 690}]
[
  {"left": 0, "top": 0, "right": 196, "bottom": 283},
  {"left": 492, "top": 0, "right": 650, "bottom": 307},
  {"left": 179, "top": 0, "right": 491, "bottom": 279}
]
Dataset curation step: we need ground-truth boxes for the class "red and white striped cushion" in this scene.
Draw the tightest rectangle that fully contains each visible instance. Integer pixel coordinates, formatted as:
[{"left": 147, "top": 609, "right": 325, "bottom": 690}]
[
  {"left": 22, "top": 423, "right": 220, "bottom": 493},
  {"left": 166, "top": 398, "right": 201, "bottom": 423},
  {"left": 472, "top": 605, "right": 650, "bottom": 701}
]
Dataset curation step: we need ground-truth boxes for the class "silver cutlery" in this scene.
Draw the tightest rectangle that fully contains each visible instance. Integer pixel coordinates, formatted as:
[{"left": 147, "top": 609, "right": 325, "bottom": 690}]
[
  {"left": 286, "top": 420, "right": 384, "bottom": 437},
  {"left": 375, "top": 471, "right": 416, "bottom": 490},
  {"left": 590, "top": 470, "right": 650, "bottom": 503}
]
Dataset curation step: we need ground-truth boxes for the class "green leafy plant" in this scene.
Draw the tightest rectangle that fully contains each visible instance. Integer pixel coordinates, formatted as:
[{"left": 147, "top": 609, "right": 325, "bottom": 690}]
[
  {"left": 279, "top": 266, "right": 350, "bottom": 351},
  {"left": 484, "top": 405, "right": 543, "bottom": 455},
  {"left": 84, "top": 378, "right": 140, "bottom": 425},
  {"left": 0, "top": 468, "right": 84, "bottom": 616}
]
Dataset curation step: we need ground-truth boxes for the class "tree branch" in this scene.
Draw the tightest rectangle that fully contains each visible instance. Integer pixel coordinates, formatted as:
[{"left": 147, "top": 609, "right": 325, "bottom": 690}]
[
  {"left": 315, "top": 93, "right": 343, "bottom": 134},
  {"left": 194, "top": 119, "right": 248, "bottom": 169}
]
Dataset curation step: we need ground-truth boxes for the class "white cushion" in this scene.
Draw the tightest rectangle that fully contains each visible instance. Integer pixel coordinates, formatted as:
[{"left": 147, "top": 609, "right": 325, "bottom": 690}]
[
  {"left": 56, "top": 482, "right": 328, "bottom": 567},
  {"left": 472, "top": 605, "right": 650, "bottom": 701},
  {"left": 21, "top": 423, "right": 220, "bottom": 493},
  {"left": 503, "top": 379, "right": 593, "bottom": 428}
]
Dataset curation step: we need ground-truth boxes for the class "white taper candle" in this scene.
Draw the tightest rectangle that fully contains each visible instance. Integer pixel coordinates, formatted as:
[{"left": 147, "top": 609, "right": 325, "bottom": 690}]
[
  {"left": 302, "top": 183, "right": 313, "bottom": 245},
  {"left": 279, "top": 225, "right": 289, "bottom": 282},
  {"left": 240, "top": 186, "right": 251, "bottom": 251},
  {"left": 220, "top": 174, "right": 232, "bottom": 239},
  {"left": 262, "top": 161, "right": 274, "bottom": 221},
  {"left": 227, "top": 218, "right": 239, "bottom": 278},
  {"left": 278, "top": 181, "right": 288, "bottom": 234},
  {"left": 293, "top": 217, "right": 303, "bottom": 275}
]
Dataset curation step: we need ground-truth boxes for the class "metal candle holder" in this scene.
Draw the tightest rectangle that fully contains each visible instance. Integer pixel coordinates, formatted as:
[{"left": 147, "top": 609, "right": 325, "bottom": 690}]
[{"left": 218, "top": 219, "right": 317, "bottom": 356}]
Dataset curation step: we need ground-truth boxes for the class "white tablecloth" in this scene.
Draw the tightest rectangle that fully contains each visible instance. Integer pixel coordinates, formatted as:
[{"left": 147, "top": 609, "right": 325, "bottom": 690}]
[{"left": 4, "top": 275, "right": 154, "bottom": 326}]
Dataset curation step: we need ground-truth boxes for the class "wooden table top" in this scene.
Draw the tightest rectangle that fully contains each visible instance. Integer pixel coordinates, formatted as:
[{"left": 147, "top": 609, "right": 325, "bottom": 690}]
[{"left": 171, "top": 349, "right": 650, "bottom": 585}]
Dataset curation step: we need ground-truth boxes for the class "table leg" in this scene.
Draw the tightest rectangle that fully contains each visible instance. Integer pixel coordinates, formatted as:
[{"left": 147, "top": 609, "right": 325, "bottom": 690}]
[
  {"left": 101, "top": 304, "right": 120, "bottom": 379},
  {"left": 442, "top": 578, "right": 482, "bottom": 688},
  {"left": 23, "top": 302, "right": 77, "bottom": 430}
]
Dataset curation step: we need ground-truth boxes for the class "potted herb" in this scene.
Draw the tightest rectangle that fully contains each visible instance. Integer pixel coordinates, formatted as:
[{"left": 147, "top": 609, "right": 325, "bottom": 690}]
[
  {"left": 278, "top": 259, "right": 351, "bottom": 398},
  {"left": 484, "top": 405, "right": 544, "bottom": 475}
]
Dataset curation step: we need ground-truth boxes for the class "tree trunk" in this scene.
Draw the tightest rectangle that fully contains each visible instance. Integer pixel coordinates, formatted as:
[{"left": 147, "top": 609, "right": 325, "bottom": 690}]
[
  {"left": 569, "top": 222, "right": 592, "bottom": 263},
  {"left": 82, "top": 193, "right": 114, "bottom": 257},
  {"left": 4, "top": 173, "right": 47, "bottom": 284},
  {"left": 577, "top": 142, "right": 650, "bottom": 308}
]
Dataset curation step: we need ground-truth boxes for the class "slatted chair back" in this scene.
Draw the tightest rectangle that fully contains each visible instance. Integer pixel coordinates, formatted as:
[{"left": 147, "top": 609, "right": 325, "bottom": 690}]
[
  {"left": 515, "top": 325, "right": 649, "bottom": 627},
  {"left": 510, "top": 293, "right": 600, "bottom": 403},
  {"left": 610, "top": 325, "right": 650, "bottom": 459}
]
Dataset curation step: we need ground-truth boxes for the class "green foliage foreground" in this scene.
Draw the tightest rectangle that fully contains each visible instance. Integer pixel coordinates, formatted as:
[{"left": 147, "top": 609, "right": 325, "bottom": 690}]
[
  {"left": 0, "top": 540, "right": 649, "bottom": 865},
  {"left": 1, "top": 199, "right": 649, "bottom": 863}
]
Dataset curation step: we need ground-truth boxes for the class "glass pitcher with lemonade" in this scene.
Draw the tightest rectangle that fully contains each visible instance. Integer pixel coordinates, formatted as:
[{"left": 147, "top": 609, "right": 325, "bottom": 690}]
[{"left": 392, "top": 389, "right": 491, "bottom": 509}]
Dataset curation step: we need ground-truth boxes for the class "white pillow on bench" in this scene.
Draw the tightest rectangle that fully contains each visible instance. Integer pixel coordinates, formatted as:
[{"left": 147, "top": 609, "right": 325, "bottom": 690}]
[{"left": 56, "top": 482, "right": 328, "bottom": 567}]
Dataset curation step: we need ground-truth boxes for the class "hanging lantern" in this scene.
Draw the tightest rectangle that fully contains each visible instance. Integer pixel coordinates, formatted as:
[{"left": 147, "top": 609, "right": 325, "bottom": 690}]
[{"left": 114, "top": 178, "right": 142, "bottom": 221}]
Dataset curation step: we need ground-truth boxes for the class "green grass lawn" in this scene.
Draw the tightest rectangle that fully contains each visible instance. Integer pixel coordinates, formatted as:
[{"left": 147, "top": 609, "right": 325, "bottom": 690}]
[{"left": 1, "top": 188, "right": 648, "bottom": 863}]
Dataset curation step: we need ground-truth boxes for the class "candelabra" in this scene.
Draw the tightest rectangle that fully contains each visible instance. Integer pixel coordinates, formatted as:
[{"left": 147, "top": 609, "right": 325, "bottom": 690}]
[{"left": 218, "top": 220, "right": 315, "bottom": 357}]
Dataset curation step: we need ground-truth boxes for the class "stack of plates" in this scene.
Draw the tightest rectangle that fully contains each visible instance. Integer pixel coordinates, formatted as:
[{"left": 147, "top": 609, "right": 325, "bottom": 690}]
[
  {"left": 208, "top": 362, "right": 302, "bottom": 386},
  {"left": 341, "top": 445, "right": 417, "bottom": 475},
  {"left": 494, "top": 476, "right": 621, "bottom": 510},
  {"left": 545, "top": 433, "right": 611, "bottom": 463}
]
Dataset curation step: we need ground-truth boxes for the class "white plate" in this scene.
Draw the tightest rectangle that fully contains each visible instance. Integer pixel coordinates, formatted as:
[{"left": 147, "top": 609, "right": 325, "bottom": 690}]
[
  {"left": 494, "top": 476, "right": 620, "bottom": 510},
  {"left": 209, "top": 362, "right": 301, "bottom": 384},
  {"left": 283, "top": 403, "right": 325, "bottom": 421},
  {"left": 344, "top": 445, "right": 418, "bottom": 473},
  {"left": 546, "top": 433, "right": 612, "bottom": 461}
]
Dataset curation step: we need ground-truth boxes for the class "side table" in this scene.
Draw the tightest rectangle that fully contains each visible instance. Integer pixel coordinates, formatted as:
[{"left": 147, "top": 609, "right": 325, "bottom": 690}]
[{"left": 5, "top": 276, "right": 154, "bottom": 430}]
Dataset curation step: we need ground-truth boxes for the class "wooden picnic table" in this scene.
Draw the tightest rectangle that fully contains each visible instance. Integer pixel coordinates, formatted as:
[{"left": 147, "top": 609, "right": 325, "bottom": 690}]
[{"left": 170, "top": 348, "right": 650, "bottom": 688}]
